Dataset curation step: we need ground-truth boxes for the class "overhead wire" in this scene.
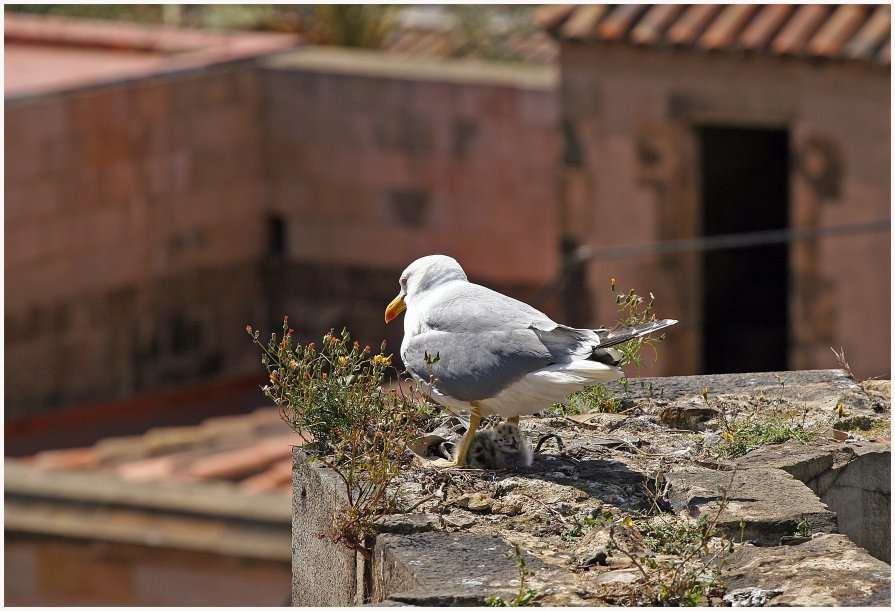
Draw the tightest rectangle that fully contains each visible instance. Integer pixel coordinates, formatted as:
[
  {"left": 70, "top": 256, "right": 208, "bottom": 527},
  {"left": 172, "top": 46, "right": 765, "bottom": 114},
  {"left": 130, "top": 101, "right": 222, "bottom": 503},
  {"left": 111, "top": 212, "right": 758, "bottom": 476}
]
[{"left": 532, "top": 219, "right": 890, "bottom": 307}]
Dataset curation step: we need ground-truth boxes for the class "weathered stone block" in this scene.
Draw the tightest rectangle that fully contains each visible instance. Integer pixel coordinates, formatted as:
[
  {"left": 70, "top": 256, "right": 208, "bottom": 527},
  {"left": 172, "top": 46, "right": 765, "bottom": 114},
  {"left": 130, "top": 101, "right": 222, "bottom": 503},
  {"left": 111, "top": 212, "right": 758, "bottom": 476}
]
[
  {"left": 665, "top": 465, "right": 838, "bottom": 545},
  {"left": 808, "top": 444, "right": 891, "bottom": 563},
  {"left": 291, "top": 447, "right": 366, "bottom": 606},
  {"left": 723, "top": 534, "right": 890, "bottom": 606},
  {"left": 744, "top": 441, "right": 835, "bottom": 483}
]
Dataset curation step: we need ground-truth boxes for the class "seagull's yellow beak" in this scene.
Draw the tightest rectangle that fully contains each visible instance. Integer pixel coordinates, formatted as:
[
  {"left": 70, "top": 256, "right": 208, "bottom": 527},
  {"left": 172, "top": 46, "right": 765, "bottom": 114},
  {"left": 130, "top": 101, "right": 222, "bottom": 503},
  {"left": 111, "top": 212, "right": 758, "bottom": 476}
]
[{"left": 385, "top": 294, "right": 406, "bottom": 323}]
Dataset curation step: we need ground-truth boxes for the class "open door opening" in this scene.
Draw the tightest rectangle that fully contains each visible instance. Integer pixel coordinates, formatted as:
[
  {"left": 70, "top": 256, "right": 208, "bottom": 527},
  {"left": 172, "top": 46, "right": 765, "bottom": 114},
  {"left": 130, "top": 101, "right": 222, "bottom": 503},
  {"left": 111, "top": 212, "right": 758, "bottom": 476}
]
[{"left": 699, "top": 126, "right": 789, "bottom": 374}]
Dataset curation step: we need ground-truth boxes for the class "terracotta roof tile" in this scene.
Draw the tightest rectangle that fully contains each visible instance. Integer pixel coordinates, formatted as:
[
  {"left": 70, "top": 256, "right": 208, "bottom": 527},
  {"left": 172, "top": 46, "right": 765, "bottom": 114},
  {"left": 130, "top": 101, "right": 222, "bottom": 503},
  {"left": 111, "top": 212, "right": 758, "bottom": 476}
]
[
  {"left": 629, "top": 4, "right": 686, "bottom": 46},
  {"left": 561, "top": 4, "right": 608, "bottom": 41},
  {"left": 533, "top": 4, "right": 577, "bottom": 31},
  {"left": 844, "top": 5, "right": 891, "bottom": 61},
  {"left": 667, "top": 4, "right": 723, "bottom": 47},
  {"left": 142, "top": 425, "right": 207, "bottom": 456},
  {"left": 115, "top": 453, "right": 192, "bottom": 482},
  {"left": 596, "top": 4, "right": 648, "bottom": 42},
  {"left": 20, "top": 408, "right": 302, "bottom": 496},
  {"left": 539, "top": 4, "right": 889, "bottom": 67},
  {"left": 94, "top": 434, "right": 153, "bottom": 465},
  {"left": 699, "top": 4, "right": 760, "bottom": 51},
  {"left": 31, "top": 446, "right": 98, "bottom": 470},
  {"left": 185, "top": 433, "right": 300, "bottom": 481},
  {"left": 737, "top": 4, "right": 795, "bottom": 52},
  {"left": 240, "top": 458, "right": 294, "bottom": 494},
  {"left": 808, "top": 5, "right": 871, "bottom": 58},
  {"left": 770, "top": 4, "right": 832, "bottom": 57}
]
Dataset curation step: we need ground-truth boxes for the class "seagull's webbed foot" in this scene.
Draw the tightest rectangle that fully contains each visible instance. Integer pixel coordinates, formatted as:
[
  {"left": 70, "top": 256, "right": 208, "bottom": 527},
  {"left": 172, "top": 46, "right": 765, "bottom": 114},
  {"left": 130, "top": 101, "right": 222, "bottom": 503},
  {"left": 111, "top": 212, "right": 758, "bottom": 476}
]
[{"left": 418, "top": 409, "right": 481, "bottom": 469}]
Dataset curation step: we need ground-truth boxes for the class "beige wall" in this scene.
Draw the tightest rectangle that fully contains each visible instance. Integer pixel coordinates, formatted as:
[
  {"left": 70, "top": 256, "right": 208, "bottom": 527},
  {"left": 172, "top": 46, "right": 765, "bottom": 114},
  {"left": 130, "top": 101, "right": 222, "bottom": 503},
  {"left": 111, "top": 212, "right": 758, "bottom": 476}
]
[{"left": 560, "top": 45, "right": 890, "bottom": 379}]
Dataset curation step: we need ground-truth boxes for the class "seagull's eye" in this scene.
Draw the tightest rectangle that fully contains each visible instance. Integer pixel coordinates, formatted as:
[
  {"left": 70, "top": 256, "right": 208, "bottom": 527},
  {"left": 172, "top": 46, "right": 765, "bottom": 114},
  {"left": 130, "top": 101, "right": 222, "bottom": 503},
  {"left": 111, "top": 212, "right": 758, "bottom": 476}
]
[{"left": 400, "top": 277, "right": 408, "bottom": 287}]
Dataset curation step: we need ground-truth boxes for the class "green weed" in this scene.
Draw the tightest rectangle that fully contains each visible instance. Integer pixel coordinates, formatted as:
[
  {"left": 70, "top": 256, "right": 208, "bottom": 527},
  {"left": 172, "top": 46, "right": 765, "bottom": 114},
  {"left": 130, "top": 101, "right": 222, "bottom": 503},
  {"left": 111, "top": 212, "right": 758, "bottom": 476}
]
[
  {"left": 248, "top": 319, "right": 433, "bottom": 558},
  {"left": 714, "top": 415, "right": 815, "bottom": 458},
  {"left": 486, "top": 545, "right": 540, "bottom": 606}
]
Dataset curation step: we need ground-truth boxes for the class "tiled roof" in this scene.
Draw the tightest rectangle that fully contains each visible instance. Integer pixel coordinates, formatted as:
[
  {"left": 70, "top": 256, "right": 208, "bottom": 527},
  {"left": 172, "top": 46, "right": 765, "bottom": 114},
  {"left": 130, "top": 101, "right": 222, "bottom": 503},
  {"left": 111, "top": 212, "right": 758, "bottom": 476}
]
[
  {"left": 382, "top": 26, "right": 557, "bottom": 65},
  {"left": 15, "top": 407, "right": 301, "bottom": 496},
  {"left": 381, "top": 5, "right": 558, "bottom": 64},
  {"left": 536, "top": 4, "right": 890, "bottom": 66}
]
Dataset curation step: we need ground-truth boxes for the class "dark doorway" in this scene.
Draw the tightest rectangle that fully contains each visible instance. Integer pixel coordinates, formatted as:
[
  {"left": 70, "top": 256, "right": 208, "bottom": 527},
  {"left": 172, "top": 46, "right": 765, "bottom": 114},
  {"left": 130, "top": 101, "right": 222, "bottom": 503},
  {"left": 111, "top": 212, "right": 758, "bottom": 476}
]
[{"left": 698, "top": 127, "right": 789, "bottom": 374}]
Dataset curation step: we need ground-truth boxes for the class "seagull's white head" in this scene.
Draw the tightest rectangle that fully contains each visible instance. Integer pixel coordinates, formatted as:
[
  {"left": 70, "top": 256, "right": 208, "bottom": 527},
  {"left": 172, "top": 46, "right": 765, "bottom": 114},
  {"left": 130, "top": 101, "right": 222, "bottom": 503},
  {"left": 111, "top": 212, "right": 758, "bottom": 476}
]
[{"left": 385, "top": 255, "right": 467, "bottom": 323}]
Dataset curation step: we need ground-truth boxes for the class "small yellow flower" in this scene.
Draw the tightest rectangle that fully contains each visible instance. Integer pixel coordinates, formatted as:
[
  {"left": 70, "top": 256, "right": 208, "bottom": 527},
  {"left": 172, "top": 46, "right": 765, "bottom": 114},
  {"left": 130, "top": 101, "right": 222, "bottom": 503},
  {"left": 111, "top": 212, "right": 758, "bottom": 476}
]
[
  {"left": 322, "top": 372, "right": 328, "bottom": 379},
  {"left": 270, "top": 372, "right": 278, "bottom": 382},
  {"left": 289, "top": 359, "right": 298, "bottom": 368},
  {"left": 338, "top": 356, "right": 346, "bottom": 365}
]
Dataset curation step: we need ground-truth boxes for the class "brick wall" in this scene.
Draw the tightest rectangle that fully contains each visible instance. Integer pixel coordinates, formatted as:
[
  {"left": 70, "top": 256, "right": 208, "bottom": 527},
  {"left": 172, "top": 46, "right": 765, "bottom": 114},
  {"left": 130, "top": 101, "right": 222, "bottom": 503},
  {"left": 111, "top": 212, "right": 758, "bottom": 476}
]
[
  {"left": 559, "top": 46, "right": 890, "bottom": 379},
  {"left": 5, "top": 48, "right": 562, "bottom": 424},
  {"left": 261, "top": 49, "right": 561, "bottom": 286},
  {"left": 5, "top": 64, "right": 271, "bottom": 418}
]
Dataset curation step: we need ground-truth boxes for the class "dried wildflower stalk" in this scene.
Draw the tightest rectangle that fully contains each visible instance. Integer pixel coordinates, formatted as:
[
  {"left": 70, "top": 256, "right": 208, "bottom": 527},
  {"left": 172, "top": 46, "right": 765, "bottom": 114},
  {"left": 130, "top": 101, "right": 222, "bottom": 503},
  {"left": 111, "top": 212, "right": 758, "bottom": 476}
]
[{"left": 248, "top": 318, "right": 432, "bottom": 558}]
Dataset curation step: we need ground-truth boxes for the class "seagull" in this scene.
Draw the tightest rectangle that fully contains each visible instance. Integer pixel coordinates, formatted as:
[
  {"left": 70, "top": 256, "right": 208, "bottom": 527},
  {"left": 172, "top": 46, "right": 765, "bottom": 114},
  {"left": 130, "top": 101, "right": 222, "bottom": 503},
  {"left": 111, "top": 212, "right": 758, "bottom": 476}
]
[{"left": 385, "top": 254, "right": 677, "bottom": 467}]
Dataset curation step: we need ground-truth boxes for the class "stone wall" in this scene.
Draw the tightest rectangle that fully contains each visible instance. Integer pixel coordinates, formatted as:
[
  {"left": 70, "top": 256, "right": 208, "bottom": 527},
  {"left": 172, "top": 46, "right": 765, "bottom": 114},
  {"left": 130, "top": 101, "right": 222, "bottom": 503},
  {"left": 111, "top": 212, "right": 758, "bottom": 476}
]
[
  {"left": 559, "top": 46, "right": 890, "bottom": 379},
  {"left": 290, "top": 370, "right": 891, "bottom": 606}
]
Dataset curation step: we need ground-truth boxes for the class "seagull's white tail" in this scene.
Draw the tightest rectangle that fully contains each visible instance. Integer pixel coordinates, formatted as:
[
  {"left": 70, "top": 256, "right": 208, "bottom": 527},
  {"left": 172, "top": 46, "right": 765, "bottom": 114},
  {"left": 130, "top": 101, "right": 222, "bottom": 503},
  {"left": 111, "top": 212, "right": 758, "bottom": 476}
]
[{"left": 476, "top": 360, "right": 622, "bottom": 418}]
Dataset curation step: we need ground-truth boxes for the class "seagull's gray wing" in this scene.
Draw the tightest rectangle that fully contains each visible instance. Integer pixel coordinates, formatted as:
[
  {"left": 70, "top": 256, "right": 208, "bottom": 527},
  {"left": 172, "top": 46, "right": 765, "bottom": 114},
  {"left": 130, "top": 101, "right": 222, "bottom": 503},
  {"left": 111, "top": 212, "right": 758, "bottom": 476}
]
[
  {"left": 402, "top": 328, "right": 554, "bottom": 401},
  {"left": 402, "top": 283, "right": 599, "bottom": 401}
]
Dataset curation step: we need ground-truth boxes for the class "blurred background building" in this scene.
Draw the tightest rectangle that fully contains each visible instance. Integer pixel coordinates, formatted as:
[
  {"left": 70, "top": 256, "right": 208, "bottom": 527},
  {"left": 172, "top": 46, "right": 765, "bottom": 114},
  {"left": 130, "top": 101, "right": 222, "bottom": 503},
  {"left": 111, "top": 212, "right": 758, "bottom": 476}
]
[
  {"left": 3, "top": 4, "right": 891, "bottom": 602},
  {"left": 539, "top": 4, "right": 890, "bottom": 378},
  {"left": 6, "top": 5, "right": 889, "bottom": 455}
]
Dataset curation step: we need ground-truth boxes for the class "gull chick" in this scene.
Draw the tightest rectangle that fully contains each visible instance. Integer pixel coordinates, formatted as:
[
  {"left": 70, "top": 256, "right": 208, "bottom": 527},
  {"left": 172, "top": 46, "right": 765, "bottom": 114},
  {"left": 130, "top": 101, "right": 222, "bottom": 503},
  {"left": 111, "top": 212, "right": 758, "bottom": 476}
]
[
  {"left": 385, "top": 254, "right": 676, "bottom": 467},
  {"left": 467, "top": 422, "right": 533, "bottom": 470}
]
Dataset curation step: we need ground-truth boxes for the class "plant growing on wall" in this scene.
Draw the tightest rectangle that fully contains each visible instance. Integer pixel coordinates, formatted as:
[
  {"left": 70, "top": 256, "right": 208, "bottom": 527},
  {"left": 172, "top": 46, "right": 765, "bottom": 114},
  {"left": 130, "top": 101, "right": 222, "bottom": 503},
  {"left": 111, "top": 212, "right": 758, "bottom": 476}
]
[
  {"left": 549, "top": 279, "right": 668, "bottom": 415},
  {"left": 248, "top": 318, "right": 433, "bottom": 557}
]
